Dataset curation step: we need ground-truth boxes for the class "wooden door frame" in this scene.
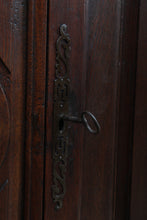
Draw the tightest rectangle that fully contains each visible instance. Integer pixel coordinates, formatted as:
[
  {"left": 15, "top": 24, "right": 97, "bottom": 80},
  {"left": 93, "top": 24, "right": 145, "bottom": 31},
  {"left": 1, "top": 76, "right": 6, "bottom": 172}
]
[{"left": 24, "top": 0, "right": 48, "bottom": 219}]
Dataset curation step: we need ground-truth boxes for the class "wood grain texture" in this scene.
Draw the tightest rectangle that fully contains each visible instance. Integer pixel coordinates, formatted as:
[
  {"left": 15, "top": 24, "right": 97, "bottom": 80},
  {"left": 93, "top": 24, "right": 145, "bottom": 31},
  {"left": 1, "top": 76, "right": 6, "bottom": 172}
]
[
  {"left": 0, "top": 0, "right": 145, "bottom": 219},
  {"left": 80, "top": 1, "right": 121, "bottom": 219},
  {"left": 43, "top": 0, "right": 141, "bottom": 219},
  {"left": 130, "top": 0, "right": 147, "bottom": 219},
  {"left": 0, "top": 0, "right": 27, "bottom": 219},
  {"left": 113, "top": 1, "right": 140, "bottom": 219},
  {"left": 80, "top": 0, "right": 140, "bottom": 219},
  {"left": 24, "top": 0, "right": 48, "bottom": 219}
]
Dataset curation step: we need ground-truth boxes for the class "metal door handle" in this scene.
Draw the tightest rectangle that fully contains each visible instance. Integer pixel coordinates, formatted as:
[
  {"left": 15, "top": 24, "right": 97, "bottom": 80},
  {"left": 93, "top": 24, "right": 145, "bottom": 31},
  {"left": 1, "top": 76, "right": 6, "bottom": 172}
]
[{"left": 52, "top": 24, "right": 100, "bottom": 210}]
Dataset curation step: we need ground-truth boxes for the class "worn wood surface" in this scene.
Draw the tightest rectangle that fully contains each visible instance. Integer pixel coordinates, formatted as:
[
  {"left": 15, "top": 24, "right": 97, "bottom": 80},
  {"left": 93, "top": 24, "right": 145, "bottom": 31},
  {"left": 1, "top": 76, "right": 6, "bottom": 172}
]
[
  {"left": 0, "top": 0, "right": 146, "bottom": 219},
  {"left": 0, "top": 0, "right": 26, "bottom": 219},
  {"left": 130, "top": 0, "right": 147, "bottom": 219},
  {"left": 24, "top": 0, "right": 48, "bottom": 219},
  {"left": 43, "top": 0, "right": 139, "bottom": 220},
  {"left": 113, "top": 1, "right": 140, "bottom": 219},
  {"left": 43, "top": 0, "right": 141, "bottom": 219}
]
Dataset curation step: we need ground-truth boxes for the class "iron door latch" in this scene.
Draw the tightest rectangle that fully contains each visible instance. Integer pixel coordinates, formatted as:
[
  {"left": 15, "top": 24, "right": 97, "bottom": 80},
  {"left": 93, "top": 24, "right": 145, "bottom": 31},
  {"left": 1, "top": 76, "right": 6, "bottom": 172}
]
[{"left": 52, "top": 24, "right": 100, "bottom": 210}]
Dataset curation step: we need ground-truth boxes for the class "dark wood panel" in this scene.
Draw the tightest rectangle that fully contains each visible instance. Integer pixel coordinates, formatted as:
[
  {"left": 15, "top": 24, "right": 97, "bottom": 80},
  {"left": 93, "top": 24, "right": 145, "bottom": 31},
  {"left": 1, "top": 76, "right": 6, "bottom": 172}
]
[
  {"left": 80, "top": 0, "right": 140, "bottom": 220},
  {"left": 24, "top": 0, "right": 48, "bottom": 219},
  {"left": 113, "top": 1, "right": 140, "bottom": 220},
  {"left": 43, "top": 1, "right": 141, "bottom": 219},
  {"left": 80, "top": 1, "right": 121, "bottom": 219},
  {"left": 0, "top": 0, "right": 27, "bottom": 219},
  {"left": 130, "top": 0, "right": 147, "bottom": 219}
]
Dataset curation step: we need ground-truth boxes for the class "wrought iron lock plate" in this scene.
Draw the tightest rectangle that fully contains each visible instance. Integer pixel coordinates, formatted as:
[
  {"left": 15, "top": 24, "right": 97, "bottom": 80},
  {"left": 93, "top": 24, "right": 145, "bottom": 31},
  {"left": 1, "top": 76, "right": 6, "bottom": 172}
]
[{"left": 52, "top": 24, "right": 100, "bottom": 210}]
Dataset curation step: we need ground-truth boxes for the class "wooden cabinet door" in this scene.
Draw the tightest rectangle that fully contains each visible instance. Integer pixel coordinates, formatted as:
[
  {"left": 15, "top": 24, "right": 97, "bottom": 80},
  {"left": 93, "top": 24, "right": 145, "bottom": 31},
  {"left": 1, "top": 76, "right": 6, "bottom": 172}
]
[
  {"left": 43, "top": 0, "right": 140, "bottom": 220},
  {"left": 23, "top": 1, "right": 145, "bottom": 220},
  {"left": 0, "top": 1, "right": 26, "bottom": 219},
  {"left": 1, "top": 1, "right": 147, "bottom": 220}
]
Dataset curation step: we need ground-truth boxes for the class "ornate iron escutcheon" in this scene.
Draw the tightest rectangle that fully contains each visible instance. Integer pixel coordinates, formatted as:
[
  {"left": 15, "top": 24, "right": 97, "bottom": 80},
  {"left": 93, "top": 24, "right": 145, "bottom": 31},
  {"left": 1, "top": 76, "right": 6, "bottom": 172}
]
[
  {"left": 52, "top": 24, "right": 101, "bottom": 210},
  {"left": 52, "top": 24, "right": 71, "bottom": 211}
]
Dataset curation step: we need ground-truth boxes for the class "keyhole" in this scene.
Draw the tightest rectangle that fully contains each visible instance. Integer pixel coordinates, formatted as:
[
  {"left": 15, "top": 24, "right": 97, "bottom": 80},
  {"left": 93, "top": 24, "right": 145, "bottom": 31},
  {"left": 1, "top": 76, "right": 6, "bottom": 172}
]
[{"left": 59, "top": 118, "right": 64, "bottom": 132}]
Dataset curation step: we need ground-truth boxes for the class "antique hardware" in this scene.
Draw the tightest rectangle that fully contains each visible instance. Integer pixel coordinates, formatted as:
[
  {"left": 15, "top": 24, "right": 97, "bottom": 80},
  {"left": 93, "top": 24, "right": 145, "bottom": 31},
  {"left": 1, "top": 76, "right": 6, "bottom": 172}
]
[
  {"left": 52, "top": 24, "right": 100, "bottom": 210},
  {"left": 61, "top": 111, "right": 100, "bottom": 134}
]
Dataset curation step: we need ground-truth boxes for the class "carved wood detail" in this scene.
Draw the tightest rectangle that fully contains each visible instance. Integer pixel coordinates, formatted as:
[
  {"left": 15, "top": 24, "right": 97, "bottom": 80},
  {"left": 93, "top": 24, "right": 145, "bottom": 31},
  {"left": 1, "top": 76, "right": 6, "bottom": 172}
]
[
  {"left": 0, "top": 59, "right": 10, "bottom": 168},
  {"left": 0, "top": 58, "right": 10, "bottom": 75},
  {"left": 0, "top": 84, "right": 10, "bottom": 167}
]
